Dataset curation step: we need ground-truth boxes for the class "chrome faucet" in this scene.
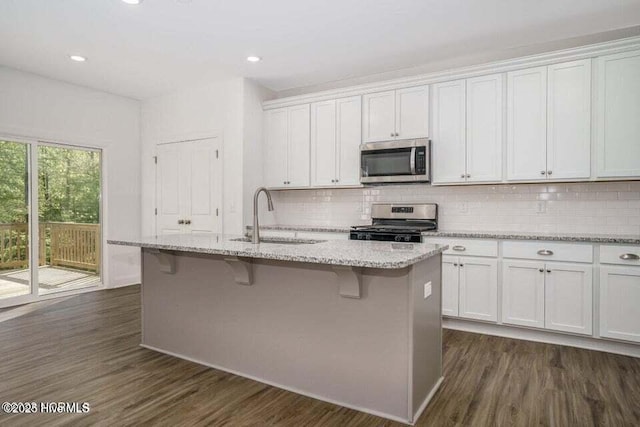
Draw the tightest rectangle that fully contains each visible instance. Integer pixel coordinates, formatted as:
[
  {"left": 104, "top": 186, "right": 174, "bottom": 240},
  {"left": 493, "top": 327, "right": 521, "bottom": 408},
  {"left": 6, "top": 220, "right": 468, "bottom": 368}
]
[{"left": 252, "top": 187, "right": 274, "bottom": 244}]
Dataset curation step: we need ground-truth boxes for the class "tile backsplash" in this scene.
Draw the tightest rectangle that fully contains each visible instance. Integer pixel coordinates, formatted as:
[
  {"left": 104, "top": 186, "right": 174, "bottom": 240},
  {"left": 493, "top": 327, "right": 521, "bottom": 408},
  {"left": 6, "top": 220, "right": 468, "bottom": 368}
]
[{"left": 263, "top": 181, "right": 640, "bottom": 235}]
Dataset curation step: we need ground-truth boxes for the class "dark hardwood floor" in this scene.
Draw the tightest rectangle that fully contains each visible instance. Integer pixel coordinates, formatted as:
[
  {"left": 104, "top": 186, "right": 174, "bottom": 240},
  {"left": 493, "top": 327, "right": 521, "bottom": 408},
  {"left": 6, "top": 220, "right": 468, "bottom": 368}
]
[{"left": 1, "top": 286, "right": 639, "bottom": 426}]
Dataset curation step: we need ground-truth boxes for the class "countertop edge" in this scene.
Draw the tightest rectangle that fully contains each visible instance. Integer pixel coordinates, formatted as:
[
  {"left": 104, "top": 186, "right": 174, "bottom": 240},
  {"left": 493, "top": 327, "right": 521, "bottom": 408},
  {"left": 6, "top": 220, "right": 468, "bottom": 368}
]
[{"left": 107, "top": 240, "right": 448, "bottom": 269}]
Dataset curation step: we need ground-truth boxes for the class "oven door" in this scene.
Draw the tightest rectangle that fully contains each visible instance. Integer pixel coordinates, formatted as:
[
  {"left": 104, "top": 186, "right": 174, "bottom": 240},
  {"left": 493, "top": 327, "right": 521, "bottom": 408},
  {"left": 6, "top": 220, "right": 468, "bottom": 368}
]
[{"left": 360, "top": 139, "right": 429, "bottom": 183}]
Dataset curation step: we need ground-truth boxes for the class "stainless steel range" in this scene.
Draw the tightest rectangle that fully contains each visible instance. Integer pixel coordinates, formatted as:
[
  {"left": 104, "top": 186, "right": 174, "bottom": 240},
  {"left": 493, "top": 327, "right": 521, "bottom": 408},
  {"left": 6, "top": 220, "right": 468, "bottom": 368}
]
[{"left": 350, "top": 203, "right": 437, "bottom": 243}]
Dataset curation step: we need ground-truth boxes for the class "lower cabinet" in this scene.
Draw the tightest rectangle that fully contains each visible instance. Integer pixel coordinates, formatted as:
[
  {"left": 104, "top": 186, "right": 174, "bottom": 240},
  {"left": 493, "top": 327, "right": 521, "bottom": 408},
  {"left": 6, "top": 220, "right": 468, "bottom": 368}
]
[
  {"left": 600, "top": 266, "right": 640, "bottom": 343},
  {"left": 502, "top": 260, "right": 593, "bottom": 335},
  {"left": 441, "top": 255, "right": 498, "bottom": 322}
]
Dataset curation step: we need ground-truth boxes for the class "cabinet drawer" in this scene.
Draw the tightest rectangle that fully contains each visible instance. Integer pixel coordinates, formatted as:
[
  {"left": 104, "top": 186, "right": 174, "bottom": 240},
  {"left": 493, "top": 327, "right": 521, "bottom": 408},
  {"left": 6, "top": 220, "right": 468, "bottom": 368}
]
[
  {"left": 422, "top": 238, "right": 497, "bottom": 257},
  {"left": 502, "top": 241, "right": 593, "bottom": 263},
  {"left": 600, "top": 245, "right": 640, "bottom": 266}
]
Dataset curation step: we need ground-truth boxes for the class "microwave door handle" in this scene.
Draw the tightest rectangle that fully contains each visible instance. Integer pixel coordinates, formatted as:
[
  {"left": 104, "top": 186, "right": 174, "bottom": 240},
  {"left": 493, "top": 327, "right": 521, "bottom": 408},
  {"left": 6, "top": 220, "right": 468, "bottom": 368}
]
[{"left": 410, "top": 147, "right": 416, "bottom": 174}]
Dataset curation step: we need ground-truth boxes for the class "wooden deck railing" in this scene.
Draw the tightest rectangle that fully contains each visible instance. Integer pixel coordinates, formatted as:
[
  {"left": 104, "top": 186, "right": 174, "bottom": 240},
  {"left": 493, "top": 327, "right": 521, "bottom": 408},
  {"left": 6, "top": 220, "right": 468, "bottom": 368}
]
[{"left": 0, "top": 222, "right": 100, "bottom": 273}]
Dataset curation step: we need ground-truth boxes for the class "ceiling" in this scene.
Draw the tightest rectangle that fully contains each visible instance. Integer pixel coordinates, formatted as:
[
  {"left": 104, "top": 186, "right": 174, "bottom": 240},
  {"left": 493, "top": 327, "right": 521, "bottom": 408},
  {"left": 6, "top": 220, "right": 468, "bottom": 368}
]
[{"left": 1, "top": 0, "right": 640, "bottom": 100}]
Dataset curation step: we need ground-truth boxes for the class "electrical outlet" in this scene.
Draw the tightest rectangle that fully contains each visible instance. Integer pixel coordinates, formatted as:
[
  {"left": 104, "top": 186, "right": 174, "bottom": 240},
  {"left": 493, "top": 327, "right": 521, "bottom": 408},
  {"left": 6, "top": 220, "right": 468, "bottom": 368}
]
[{"left": 424, "top": 281, "right": 432, "bottom": 299}]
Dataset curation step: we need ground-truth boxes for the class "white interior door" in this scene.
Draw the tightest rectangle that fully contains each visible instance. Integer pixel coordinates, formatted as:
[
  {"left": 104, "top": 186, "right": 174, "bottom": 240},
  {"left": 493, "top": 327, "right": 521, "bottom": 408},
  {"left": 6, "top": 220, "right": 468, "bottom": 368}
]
[
  {"left": 156, "top": 142, "right": 185, "bottom": 234},
  {"left": 432, "top": 80, "right": 466, "bottom": 184},
  {"left": 544, "top": 262, "right": 592, "bottom": 335},
  {"left": 506, "top": 67, "right": 548, "bottom": 181},
  {"left": 156, "top": 138, "right": 222, "bottom": 235},
  {"left": 395, "top": 85, "right": 429, "bottom": 140},
  {"left": 547, "top": 60, "right": 591, "bottom": 180}
]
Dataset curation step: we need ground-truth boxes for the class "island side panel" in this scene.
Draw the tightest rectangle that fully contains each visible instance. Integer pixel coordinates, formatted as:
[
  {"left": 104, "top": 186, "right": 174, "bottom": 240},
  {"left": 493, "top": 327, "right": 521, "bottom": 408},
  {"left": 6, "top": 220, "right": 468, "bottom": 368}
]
[
  {"left": 410, "top": 253, "right": 443, "bottom": 420},
  {"left": 141, "top": 249, "right": 413, "bottom": 421}
]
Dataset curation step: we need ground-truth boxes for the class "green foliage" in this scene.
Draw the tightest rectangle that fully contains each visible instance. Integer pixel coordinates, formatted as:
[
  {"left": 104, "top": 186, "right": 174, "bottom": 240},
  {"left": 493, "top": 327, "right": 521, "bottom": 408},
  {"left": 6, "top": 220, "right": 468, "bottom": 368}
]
[{"left": 0, "top": 141, "right": 101, "bottom": 225}]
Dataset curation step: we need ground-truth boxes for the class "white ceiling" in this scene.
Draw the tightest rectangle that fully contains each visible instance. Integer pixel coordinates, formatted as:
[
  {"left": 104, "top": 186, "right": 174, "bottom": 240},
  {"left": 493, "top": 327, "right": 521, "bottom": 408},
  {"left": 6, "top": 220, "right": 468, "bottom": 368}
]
[{"left": 1, "top": 0, "right": 640, "bottom": 100}]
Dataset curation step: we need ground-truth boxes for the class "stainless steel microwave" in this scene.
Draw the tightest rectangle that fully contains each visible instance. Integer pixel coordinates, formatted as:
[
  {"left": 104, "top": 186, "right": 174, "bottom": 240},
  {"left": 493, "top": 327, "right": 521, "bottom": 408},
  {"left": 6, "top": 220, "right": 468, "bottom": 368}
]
[{"left": 360, "top": 138, "right": 430, "bottom": 184}]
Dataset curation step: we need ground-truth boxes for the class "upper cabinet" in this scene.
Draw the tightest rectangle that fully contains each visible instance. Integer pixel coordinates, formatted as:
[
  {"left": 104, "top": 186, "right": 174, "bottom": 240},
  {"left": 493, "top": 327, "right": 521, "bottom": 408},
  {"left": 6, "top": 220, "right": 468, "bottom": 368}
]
[
  {"left": 310, "top": 96, "right": 362, "bottom": 187},
  {"left": 362, "top": 85, "right": 429, "bottom": 143},
  {"left": 432, "top": 74, "right": 503, "bottom": 184},
  {"left": 264, "top": 104, "right": 310, "bottom": 188},
  {"left": 596, "top": 51, "right": 640, "bottom": 178},
  {"left": 506, "top": 59, "right": 591, "bottom": 181}
]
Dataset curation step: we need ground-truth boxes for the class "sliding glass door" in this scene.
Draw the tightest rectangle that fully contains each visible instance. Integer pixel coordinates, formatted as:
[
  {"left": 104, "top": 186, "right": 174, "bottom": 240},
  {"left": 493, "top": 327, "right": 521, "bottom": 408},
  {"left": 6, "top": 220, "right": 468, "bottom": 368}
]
[{"left": 0, "top": 139, "right": 102, "bottom": 307}]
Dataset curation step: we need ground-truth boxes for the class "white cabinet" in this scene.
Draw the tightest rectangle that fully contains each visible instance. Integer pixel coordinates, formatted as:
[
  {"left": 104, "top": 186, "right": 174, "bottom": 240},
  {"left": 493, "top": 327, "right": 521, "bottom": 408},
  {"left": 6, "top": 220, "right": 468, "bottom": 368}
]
[
  {"left": 310, "top": 96, "right": 361, "bottom": 187},
  {"left": 547, "top": 60, "right": 591, "bottom": 179},
  {"left": 544, "top": 262, "right": 593, "bottom": 335},
  {"left": 600, "top": 266, "right": 640, "bottom": 343},
  {"left": 432, "top": 80, "right": 466, "bottom": 184},
  {"left": 264, "top": 104, "right": 310, "bottom": 188},
  {"left": 502, "top": 260, "right": 546, "bottom": 328},
  {"left": 506, "top": 67, "right": 548, "bottom": 181},
  {"left": 440, "top": 255, "right": 497, "bottom": 322},
  {"left": 507, "top": 60, "right": 591, "bottom": 181},
  {"left": 459, "top": 257, "right": 498, "bottom": 322},
  {"left": 596, "top": 50, "right": 640, "bottom": 178},
  {"left": 441, "top": 255, "right": 459, "bottom": 317},
  {"left": 502, "top": 259, "right": 593, "bottom": 335},
  {"left": 362, "top": 85, "right": 429, "bottom": 143},
  {"left": 432, "top": 74, "right": 503, "bottom": 184}
]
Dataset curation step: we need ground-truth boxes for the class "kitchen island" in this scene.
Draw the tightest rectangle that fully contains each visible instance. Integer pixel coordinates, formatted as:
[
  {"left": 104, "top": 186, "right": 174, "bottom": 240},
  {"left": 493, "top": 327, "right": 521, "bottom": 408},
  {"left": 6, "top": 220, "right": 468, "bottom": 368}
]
[{"left": 108, "top": 233, "right": 447, "bottom": 424}]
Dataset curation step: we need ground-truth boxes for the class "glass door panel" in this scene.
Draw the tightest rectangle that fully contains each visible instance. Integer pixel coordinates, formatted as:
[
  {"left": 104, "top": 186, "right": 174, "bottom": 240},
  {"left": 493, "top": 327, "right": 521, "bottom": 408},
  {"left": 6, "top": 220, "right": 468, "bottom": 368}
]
[
  {"left": 0, "top": 140, "right": 32, "bottom": 302},
  {"left": 37, "top": 145, "right": 101, "bottom": 294}
]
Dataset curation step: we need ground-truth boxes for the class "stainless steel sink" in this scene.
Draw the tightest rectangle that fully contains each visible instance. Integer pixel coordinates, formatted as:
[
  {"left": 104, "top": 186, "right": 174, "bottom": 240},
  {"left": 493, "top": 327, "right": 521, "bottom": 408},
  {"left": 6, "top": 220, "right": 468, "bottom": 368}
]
[{"left": 231, "top": 237, "right": 325, "bottom": 245}]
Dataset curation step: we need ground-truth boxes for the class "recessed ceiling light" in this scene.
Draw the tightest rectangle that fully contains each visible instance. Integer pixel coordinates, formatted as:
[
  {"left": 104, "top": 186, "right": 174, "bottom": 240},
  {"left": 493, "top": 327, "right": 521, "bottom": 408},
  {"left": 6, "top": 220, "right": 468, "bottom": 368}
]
[
  {"left": 69, "top": 55, "right": 87, "bottom": 62},
  {"left": 122, "top": 0, "right": 143, "bottom": 4},
  {"left": 247, "top": 56, "right": 261, "bottom": 63}
]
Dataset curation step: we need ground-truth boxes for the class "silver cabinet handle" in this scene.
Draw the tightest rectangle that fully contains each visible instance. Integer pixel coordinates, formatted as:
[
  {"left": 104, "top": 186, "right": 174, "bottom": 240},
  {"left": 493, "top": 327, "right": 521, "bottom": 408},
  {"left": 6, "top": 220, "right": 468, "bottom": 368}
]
[
  {"left": 540, "top": 171, "right": 546, "bottom": 175},
  {"left": 466, "top": 174, "right": 471, "bottom": 178},
  {"left": 453, "top": 263, "right": 458, "bottom": 267},
  {"left": 391, "top": 133, "right": 395, "bottom": 137},
  {"left": 620, "top": 253, "right": 640, "bottom": 260},
  {"left": 178, "top": 220, "right": 185, "bottom": 224},
  {"left": 537, "top": 249, "right": 554, "bottom": 256},
  {"left": 452, "top": 245, "right": 466, "bottom": 251},
  {"left": 335, "top": 179, "right": 339, "bottom": 183},
  {"left": 547, "top": 171, "right": 553, "bottom": 175},
  {"left": 395, "top": 132, "right": 399, "bottom": 137},
  {"left": 460, "top": 174, "right": 465, "bottom": 178},
  {"left": 546, "top": 269, "right": 551, "bottom": 273},
  {"left": 185, "top": 219, "right": 191, "bottom": 225},
  {"left": 539, "top": 268, "right": 544, "bottom": 272},
  {"left": 459, "top": 263, "right": 464, "bottom": 267}
]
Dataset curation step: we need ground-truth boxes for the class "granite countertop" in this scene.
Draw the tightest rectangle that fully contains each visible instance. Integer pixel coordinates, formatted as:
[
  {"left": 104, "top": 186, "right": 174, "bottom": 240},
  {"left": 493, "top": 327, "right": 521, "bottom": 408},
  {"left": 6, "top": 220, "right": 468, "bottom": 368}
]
[
  {"left": 247, "top": 225, "right": 640, "bottom": 245},
  {"left": 107, "top": 234, "right": 447, "bottom": 269}
]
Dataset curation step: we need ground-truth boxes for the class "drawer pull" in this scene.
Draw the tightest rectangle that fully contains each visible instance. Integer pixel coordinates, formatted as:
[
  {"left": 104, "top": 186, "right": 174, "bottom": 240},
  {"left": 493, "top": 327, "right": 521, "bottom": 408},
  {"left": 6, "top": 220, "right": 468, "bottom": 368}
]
[
  {"left": 452, "top": 245, "right": 466, "bottom": 251},
  {"left": 620, "top": 253, "right": 640, "bottom": 261},
  {"left": 537, "top": 249, "right": 554, "bottom": 256}
]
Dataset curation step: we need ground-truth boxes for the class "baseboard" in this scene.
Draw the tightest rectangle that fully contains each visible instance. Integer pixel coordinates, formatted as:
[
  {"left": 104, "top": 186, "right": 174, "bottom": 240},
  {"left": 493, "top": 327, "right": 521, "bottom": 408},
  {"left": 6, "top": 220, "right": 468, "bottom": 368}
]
[
  {"left": 412, "top": 376, "right": 444, "bottom": 425},
  {"left": 140, "top": 344, "right": 414, "bottom": 424},
  {"left": 443, "top": 318, "right": 640, "bottom": 358},
  {"left": 108, "top": 281, "right": 140, "bottom": 289}
]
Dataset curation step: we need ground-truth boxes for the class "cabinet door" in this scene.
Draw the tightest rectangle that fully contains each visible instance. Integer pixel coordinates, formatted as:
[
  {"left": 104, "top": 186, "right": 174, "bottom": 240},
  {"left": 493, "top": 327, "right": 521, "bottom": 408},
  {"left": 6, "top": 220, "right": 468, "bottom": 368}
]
[
  {"left": 502, "top": 260, "right": 545, "bottom": 328},
  {"left": 547, "top": 60, "right": 591, "bottom": 180},
  {"left": 310, "top": 100, "right": 337, "bottom": 187},
  {"left": 459, "top": 257, "right": 498, "bottom": 322},
  {"left": 466, "top": 74, "right": 503, "bottom": 183},
  {"left": 600, "top": 266, "right": 640, "bottom": 343},
  {"left": 156, "top": 142, "right": 184, "bottom": 235},
  {"left": 264, "top": 108, "right": 289, "bottom": 187},
  {"left": 432, "top": 80, "right": 466, "bottom": 184},
  {"left": 441, "top": 255, "right": 459, "bottom": 317},
  {"left": 596, "top": 50, "right": 640, "bottom": 178},
  {"left": 395, "top": 85, "right": 429, "bottom": 140},
  {"left": 336, "top": 96, "right": 362, "bottom": 186},
  {"left": 506, "top": 67, "right": 547, "bottom": 181},
  {"left": 287, "top": 104, "right": 311, "bottom": 187},
  {"left": 544, "top": 262, "right": 592, "bottom": 335},
  {"left": 362, "top": 90, "right": 396, "bottom": 142}
]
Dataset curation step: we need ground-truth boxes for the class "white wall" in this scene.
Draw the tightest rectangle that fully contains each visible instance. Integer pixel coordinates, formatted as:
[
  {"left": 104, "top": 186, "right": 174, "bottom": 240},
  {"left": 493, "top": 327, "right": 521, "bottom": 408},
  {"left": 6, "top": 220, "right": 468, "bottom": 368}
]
[
  {"left": 141, "top": 77, "right": 272, "bottom": 236},
  {"left": 266, "top": 181, "right": 640, "bottom": 235},
  {"left": 0, "top": 66, "right": 141, "bottom": 288}
]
